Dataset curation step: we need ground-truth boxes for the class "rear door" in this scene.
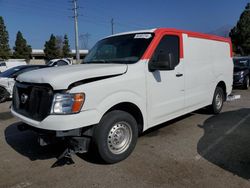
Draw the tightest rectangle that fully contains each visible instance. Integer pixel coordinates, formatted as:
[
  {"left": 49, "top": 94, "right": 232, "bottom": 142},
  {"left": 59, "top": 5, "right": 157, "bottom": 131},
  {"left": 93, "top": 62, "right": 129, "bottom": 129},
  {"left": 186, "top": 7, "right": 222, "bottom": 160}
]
[{"left": 146, "top": 34, "right": 185, "bottom": 126}]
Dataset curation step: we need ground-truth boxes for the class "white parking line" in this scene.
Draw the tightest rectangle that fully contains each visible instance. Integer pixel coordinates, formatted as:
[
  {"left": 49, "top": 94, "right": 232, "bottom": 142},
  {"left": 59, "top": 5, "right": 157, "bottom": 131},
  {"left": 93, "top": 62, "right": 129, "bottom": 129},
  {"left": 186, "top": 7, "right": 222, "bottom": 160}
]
[
  {"left": 10, "top": 181, "right": 32, "bottom": 188},
  {"left": 195, "top": 113, "right": 250, "bottom": 161}
]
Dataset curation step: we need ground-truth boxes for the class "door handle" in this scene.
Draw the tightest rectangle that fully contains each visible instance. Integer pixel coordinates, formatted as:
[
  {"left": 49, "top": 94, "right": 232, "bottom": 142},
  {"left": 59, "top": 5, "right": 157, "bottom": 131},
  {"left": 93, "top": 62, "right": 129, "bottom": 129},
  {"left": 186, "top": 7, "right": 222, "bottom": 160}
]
[{"left": 176, "top": 73, "right": 183, "bottom": 77}]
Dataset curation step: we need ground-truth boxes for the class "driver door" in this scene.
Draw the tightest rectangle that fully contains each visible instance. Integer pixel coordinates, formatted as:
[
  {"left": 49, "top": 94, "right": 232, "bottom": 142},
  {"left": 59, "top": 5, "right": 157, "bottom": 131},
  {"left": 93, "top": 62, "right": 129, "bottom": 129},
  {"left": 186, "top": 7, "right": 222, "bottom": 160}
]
[{"left": 146, "top": 35, "right": 185, "bottom": 126}]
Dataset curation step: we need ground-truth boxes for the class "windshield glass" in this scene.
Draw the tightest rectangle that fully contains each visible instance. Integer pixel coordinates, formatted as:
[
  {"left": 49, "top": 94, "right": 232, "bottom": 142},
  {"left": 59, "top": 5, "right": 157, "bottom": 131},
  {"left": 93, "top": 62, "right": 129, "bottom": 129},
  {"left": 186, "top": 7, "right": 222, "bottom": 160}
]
[
  {"left": 233, "top": 58, "right": 250, "bottom": 68},
  {"left": 0, "top": 66, "right": 24, "bottom": 78},
  {"left": 83, "top": 33, "right": 154, "bottom": 64}
]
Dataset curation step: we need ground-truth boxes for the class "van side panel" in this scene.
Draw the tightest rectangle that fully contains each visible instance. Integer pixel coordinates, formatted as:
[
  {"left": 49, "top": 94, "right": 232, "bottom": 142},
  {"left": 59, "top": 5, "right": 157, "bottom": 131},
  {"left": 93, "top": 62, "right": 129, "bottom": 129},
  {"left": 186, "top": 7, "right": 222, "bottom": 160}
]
[
  {"left": 183, "top": 34, "right": 232, "bottom": 112},
  {"left": 211, "top": 41, "right": 233, "bottom": 96},
  {"left": 184, "top": 35, "right": 214, "bottom": 110}
]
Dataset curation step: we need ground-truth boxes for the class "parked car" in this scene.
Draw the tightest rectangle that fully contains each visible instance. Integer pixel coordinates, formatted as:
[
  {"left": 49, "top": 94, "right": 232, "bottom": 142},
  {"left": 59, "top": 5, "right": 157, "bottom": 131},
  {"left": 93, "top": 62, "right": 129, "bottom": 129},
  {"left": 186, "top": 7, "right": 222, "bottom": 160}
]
[
  {"left": 0, "top": 65, "right": 48, "bottom": 102},
  {"left": 46, "top": 58, "right": 72, "bottom": 66},
  {"left": 233, "top": 57, "right": 250, "bottom": 89},
  {"left": 11, "top": 28, "right": 233, "bottom": 163},
  {"left": 0, "top": 59, "right": 27, "bottom": 73}
]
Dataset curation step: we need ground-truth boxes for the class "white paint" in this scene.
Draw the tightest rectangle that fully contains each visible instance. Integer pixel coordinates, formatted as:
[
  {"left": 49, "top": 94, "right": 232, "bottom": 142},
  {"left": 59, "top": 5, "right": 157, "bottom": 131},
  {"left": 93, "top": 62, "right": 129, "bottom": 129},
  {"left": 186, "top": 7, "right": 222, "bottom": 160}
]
[
  {"left": 184, "top": 34, "right": 233, "bottom": 112},
  {"left": 146, "top": 59, "right": 185, "bottom": 127},
  {"left": 17, "top": 64, "right": 128, "bottom": 90},
  {"left": 105, "top": 29, "right": 156, "bottom": 39},
  {"left": 12, "top": 29, "right": 233, "bottom": 132}
]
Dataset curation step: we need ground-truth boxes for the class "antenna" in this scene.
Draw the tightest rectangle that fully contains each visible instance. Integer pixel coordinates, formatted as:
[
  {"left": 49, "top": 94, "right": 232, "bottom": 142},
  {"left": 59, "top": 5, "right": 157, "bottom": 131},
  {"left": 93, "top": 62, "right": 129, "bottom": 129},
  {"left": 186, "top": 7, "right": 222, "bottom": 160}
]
[{"left": 111, "top": 18, "right": 114, "bottom": 35}]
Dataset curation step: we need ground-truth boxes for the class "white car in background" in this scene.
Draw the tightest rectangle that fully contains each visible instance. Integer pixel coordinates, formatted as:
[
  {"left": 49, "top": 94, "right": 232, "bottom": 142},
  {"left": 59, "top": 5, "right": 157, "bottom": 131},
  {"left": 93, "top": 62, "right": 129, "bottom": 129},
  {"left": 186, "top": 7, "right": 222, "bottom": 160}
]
[
  {"left": 47, "top": 58, "right": 73, "bottom": 66},
  {"left": 0, "top": 59, "right": 27, "bottom": 73},
  {"left": 0, "top": 65, "right": 48, "bottom": 102},
  {"left": 0, "top": 59, "right": 72, "bottom": 103}
]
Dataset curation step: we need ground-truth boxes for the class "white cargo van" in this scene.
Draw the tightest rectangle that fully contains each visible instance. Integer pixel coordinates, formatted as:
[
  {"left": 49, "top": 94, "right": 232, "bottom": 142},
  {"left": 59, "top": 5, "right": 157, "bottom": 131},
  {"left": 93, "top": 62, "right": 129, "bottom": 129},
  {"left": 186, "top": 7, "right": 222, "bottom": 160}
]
[
  {"left": 11, "top": 28, "right": 233, "bottom": 163},
  {"left": 0, "top": 59, "right": 27, "bottom": 73}
]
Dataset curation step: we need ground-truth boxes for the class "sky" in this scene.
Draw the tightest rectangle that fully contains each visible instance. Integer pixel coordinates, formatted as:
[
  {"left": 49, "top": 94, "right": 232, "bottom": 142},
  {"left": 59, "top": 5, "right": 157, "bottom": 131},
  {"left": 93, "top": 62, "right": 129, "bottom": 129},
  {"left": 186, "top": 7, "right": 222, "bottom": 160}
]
[{"left": 0, "top": 0, "right": 249, "bottom": 50}]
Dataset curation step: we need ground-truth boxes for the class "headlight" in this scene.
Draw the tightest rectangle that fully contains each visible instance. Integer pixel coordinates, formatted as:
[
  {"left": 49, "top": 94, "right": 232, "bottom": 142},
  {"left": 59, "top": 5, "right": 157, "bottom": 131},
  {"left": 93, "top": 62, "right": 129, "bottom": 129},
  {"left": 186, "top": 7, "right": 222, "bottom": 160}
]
[
  {"left": 235, "top": 71, "right": 244, "bottom": 76},
  {"left": 51, "top": 93, "right": 85, "bottom": 114}
]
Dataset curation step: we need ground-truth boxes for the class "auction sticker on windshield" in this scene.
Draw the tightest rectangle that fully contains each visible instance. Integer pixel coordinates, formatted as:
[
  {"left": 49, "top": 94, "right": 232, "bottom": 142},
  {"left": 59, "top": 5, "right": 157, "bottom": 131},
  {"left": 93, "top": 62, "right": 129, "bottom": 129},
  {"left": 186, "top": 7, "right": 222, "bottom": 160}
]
[{"left": 134, "top": 34, "right": 152, "bottom": 39}]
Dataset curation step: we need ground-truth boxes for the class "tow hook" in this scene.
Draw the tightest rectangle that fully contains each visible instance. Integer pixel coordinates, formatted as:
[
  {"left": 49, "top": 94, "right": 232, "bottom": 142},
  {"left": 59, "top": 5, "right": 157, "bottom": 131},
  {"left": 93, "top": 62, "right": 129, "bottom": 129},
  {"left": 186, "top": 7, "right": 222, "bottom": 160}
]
[
  {"left": 51, "top": 148, "right": 75, "bottom": 167},
  {"left": 51, "top": 137, "right": 91, "bottom": 168}
]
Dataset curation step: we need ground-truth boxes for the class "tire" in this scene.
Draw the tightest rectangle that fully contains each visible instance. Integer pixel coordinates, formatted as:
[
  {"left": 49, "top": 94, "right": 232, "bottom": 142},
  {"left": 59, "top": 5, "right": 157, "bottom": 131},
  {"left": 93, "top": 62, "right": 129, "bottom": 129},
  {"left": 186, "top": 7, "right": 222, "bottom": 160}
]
[
  {"left": 92, "top": 110, "right": 138, "bottom": 164},
  {"left": 243, "top": 76, "right": 249, "bottom": 90},
  {"left": 0, "top": 87, "right": 9, "bottom": 103},
  {"left": 209, "top": 87, "right": 224, "bottom": 114}
]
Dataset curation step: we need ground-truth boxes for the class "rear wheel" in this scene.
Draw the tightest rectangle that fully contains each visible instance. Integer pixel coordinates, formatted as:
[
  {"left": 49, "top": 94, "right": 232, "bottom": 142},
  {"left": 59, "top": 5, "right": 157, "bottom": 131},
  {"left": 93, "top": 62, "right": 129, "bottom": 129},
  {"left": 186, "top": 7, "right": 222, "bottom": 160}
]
[
  {"left": 209, "top": 87, "right": 224, "bottom": 114},
  {"left": 243, "top": 76, "right": 249, "bottom": 90},
  {"left": 0, "top": 87, "right": 9, "bottom": 103},
  {"left": 92, "top": 110, "right": 138, "bottom": 164}
]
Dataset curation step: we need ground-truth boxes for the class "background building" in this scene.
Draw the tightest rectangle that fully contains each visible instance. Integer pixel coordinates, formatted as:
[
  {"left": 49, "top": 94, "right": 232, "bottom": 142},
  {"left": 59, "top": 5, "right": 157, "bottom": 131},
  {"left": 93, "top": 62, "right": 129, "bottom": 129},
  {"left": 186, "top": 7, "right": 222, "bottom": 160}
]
[{"left": 30, "top": 49, "right": 89, "bottom": 64}]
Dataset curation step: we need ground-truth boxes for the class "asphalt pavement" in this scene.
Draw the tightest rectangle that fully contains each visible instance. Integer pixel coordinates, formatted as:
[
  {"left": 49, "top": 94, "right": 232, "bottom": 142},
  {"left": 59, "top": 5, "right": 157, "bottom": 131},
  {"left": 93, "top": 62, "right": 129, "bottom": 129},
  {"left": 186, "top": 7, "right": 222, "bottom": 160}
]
[{"left": 0, "top": 89, "right": 250, "bottom": 188}]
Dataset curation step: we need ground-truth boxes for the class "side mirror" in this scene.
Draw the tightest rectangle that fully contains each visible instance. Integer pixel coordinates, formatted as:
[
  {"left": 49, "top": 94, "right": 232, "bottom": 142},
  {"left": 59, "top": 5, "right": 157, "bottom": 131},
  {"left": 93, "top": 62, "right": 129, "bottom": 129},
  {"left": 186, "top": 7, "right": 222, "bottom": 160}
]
[
  {"left": 149, "top": 52, "right": 175, "bottom": 72},
  {"left": 12, "top": 74, "right": 18, "bottom": 79}
]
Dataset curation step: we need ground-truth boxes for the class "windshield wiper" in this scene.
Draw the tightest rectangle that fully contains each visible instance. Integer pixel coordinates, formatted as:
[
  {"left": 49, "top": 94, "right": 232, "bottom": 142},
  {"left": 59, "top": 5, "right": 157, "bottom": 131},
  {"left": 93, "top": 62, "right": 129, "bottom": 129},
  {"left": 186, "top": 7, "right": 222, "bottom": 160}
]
[
  {"left": 83, "top": 60, "right": 108, "bottom": 64},
  {"left": 83, "top": 59, "right": 137, "bottom": 64}
]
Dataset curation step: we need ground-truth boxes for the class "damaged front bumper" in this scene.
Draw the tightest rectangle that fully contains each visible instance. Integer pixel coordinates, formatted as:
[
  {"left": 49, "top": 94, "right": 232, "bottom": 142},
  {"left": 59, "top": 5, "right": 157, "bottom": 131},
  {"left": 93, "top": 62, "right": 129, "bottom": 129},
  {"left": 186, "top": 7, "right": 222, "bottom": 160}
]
[{"left": 17, "top": 122, "right": 94, "bottom": 154}]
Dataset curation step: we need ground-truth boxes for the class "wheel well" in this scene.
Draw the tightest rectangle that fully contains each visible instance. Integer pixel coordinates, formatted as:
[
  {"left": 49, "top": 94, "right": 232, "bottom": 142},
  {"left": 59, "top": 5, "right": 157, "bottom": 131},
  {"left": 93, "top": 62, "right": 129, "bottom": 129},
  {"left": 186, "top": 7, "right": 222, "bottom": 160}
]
[
  {"left": 106, "top": 102, "right": 144, "bottom": 135},
  {"left": 217, "top": 81, "right": 226, "bottom": 100}
]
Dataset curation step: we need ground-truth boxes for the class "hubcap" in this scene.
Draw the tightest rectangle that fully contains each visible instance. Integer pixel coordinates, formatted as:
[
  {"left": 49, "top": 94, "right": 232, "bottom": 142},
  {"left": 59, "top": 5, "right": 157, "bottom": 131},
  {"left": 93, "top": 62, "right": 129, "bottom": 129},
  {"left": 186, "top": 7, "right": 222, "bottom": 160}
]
[
  {"left": 107, "top": 122, "right": 132, "bottom": 154},
  {"left": 215, "top": 93, "right": 222, "bottom": 110}
]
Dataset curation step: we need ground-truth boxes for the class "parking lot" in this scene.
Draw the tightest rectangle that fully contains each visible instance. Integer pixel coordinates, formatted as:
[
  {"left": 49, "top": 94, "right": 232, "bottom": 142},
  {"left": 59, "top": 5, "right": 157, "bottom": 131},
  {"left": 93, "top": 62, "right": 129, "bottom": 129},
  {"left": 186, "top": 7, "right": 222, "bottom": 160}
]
[{"left": 0, "top": 89, "right": 250, "bottom": 188}]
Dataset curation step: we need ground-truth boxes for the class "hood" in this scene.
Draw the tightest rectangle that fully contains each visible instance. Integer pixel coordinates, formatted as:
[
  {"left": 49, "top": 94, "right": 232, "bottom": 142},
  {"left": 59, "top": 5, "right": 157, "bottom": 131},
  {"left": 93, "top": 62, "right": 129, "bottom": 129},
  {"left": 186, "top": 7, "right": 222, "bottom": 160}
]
[{"left": 17, "top": 64, "right": 127, "bottom": 90}]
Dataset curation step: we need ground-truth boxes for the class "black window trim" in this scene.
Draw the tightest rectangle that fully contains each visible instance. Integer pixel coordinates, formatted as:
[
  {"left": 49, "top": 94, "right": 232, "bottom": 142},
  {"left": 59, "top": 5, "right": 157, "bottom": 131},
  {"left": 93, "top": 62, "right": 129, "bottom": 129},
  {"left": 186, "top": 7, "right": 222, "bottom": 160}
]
[{"left": 150, "top": 34, "right": 180, "bottom": 68}]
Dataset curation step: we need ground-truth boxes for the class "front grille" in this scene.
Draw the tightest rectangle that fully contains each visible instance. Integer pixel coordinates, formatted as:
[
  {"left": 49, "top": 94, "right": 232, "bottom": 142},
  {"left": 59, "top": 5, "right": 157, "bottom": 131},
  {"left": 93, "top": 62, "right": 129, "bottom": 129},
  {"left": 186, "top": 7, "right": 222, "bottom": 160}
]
[{"left": 13, "top": 82, "right": 54, "bottom": 121}]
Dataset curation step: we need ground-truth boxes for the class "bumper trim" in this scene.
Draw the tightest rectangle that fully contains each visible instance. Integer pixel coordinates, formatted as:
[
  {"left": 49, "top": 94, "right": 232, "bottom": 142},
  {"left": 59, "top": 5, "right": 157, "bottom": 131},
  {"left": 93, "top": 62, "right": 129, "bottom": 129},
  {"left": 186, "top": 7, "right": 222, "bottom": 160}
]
[{"left": 11, "top": 107, "right": 100, "bottom": 131}]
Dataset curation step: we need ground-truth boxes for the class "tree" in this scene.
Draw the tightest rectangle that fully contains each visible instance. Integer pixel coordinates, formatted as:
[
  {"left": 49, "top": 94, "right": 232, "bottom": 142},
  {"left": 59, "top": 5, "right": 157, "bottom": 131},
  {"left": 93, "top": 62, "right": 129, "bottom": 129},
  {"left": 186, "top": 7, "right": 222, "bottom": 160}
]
[
  {"left": 44, "top": 34, "right": 60, "bottom": 60},
  {"left": 13, "top": 31, "right": 32, "bottom": 60},
  {"left": 62, "top": 34, "right": 71, "bottom": 57},
  {"left": 0, "top": 16, "right": 11, "bottom": 59},
  {"left": 230, "top": 3, "right": 250, "bottom": 55}
]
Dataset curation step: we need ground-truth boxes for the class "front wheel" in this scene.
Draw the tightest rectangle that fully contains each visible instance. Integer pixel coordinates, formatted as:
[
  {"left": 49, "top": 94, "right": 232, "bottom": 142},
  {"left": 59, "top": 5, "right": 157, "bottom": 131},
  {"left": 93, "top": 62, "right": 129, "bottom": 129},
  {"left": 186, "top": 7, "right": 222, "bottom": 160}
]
[
  {"left": 92, "top": 110, "right": 138, "bottom": 164},
  {"left": 209, "top": 87, "right": 224, "bottom": 114}
]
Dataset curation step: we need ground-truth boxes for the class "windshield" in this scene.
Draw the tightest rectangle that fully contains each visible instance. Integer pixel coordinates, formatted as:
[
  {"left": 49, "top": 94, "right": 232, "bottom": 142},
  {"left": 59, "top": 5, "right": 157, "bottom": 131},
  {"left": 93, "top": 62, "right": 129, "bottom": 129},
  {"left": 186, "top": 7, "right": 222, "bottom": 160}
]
[
  {"left": 83, "top": 33, "right": 154, "bottom": 64},
  {"left": 233, "top": 58, "right": 249, "bottom": 68},
  {"left": 0, "top": 66, "right": 24, "bottom": 78}
]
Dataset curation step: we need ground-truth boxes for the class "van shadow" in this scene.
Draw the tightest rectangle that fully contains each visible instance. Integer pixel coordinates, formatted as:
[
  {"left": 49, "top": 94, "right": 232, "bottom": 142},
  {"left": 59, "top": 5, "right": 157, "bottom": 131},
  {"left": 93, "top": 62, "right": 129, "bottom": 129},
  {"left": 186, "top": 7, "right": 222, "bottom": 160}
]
[
  {"left": 5, "top": 122, "right": 104, "bottom": 165},
  {"left": 3, "top": 112, "right": 199, "bottom": 165},
  {"left": 197, "top": 108, "right": 250, "bottom": 180},
  {"left": 5, "top": 122, "right": 64, "bottom": 161}
]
